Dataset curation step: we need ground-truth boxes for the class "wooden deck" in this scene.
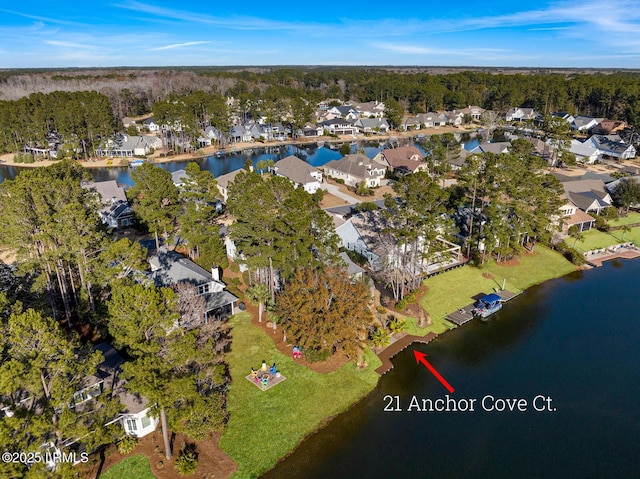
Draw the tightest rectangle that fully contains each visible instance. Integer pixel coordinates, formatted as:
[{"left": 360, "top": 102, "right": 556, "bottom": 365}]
[
  {"left": 585, "top": 248, "right": 640, "bottom": 267},
  {"left": 375, "top": 332, "right": 438, "bottom": 375},
  {"left": 446, "top": 290, "right": 522, "bottom": 326}
]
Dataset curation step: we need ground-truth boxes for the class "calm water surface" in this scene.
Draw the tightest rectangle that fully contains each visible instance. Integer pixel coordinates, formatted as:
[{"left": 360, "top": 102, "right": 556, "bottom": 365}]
[{"left": 262, "top": 260, "right": 640, "bottom": 479}]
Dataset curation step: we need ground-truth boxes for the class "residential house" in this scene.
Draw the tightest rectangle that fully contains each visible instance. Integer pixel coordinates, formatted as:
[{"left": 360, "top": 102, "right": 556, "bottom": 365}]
[
  {"left": 571, "top": 116, "right": 601, "bottom": 131},
  {"left": 76, "top": 343, "right": 158, "bottom": 440},
  {"left": 271, "top": 155, "right": 323, "bottom": 194},
  {"left": 372, "top": 146, "right": 426, "bottom": 175},
  {"left": 336, "top": 210, "right": 463, "bottom": 275},
  {"left": 351, "top": 101, "right": 386, "bottom": 118},
  {"left": 149, "top": 247, "right": 238, "bottom": 321},
  {"left": 142, "top": 117, "right": 160, "bottom": 132},
  {"left": 83, "top": 180, "right": 135, "bottom": 230},
  {"left": 258, "top": 123, "right": 287, "bottom": 141},
  {"left": 171, "top": 169, "right": 188, "bottom": 187},
  {"left": 589, "top": 135, "right": 636, "bottom": 160},
  {"left": 469, "top": 142, "right": 510, "bottom": 155},
  {"left": 229, "top": 125, "right": 254, "bottom": 143},
  {"left": 216, "top": 169, "right": 243, "bottom": 202},
  {"left": 320, "top": 119, "right": 358, "bottom": 136},
  {"left": 416, "top": 112, "right": 448, "bottom": 128},
  {"left": 338, "top": 251, "right": 366, "bottom": 281},
  {"left": 324, "top": 153, "right": 386, "bottom": 188},
  {"left": 552, "top": 112, "right": 575, "bottom": 124},
  {"left": 401, "top": 115, "right": 422, "bottom": 131},
  {"left": 327, "top": 105, "right": 359, "bottom": 120},
  {"left": 526, "top": 138, "right": 556, "bottom": 164},
  {"left": 443, "top": 111, "right": 464, "bottom": 126},
  {"left": 568, "top": 139, "right": 599, "bottom": 164},
  {"left": 95, "top": 135, "right": 162, "bottom": 158},
  {"left": 505, "top": 107, "right": 538, "bottom": 122},
  {"left": 558, "top": 200, "right": 596, "bottom": 233},
  {"left": 354, "top": 118, "right": 390, "bottom": 134},
  {"left": 562, "top": 179, "right": 613, "bottom": 216},
  {"left": 591, "top": 119, "right": 626, "bottom": 136},
  {"left": 299, "top": 123, "right": 324, "bottom": 137},
  {"left": 448, "top": 146, "right": 470, "bottom": 172},
  {"left": 458, "top": 105, "right": 485, "bottom": 121}
]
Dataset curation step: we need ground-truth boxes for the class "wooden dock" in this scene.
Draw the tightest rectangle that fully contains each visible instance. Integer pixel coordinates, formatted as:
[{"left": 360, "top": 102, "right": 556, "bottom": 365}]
[
  {"left": 585, "top": 248, "right": 640, "bottom": 267},
  {"left": 445, "top": 290, "right": 522, "bottom": 326},
  {"left": 375, "top": 332, "right": 438, "bottom": 375}
]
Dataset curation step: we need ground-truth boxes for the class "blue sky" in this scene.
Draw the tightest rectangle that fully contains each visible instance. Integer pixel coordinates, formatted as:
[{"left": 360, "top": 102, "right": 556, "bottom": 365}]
[{"left": 1, "top": 0, "right": 639, "bottom": 68}]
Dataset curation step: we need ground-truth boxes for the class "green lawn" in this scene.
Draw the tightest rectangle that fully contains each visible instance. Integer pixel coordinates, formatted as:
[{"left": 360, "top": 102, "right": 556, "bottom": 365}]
[
  {"left": 100, "top": 454, "right": 155, "bottom": 479},
  {"left": 421, "top": 245, "right": 576, "bottom": 320},
  {"left": 220, "top": 313, "right": 381, "bottom": 479},
  {"left": 573, "top": 226, "right": 640, "bottom": 252},
  {"left": 609, "top": 211, "right": 640, "bottom": 227}
]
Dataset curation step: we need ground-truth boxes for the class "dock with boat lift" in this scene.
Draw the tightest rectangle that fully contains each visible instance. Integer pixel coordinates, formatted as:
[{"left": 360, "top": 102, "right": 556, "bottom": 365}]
[{"left": 446, "top": 290, "right": 521, "bottom": 326}]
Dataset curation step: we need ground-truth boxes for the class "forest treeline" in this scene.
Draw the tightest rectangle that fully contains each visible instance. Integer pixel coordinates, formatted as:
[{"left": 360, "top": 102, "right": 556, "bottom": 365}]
[{"left": 1, "top": 68, "right": 639, "bottom": 155}]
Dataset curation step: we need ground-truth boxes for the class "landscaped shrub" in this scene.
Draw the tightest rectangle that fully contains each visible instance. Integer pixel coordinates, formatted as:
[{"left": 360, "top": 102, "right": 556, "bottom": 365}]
[
  {"left": 174, "top": 445, "right": 198, "bottom": 476},
  {"left": 404, "top": 291, "right": 418, "bottom": 304},
  {"left": 376, "top": 305, "right": 387, "bottom": 314},
  {"left": 594, "top": 215, "right": 609, "bottom": 231},
  {"left": 370, "top": 326, "right": 391, "bottom": 347},
  {"left": 334, "top": 178, "right": 345, "bottom": 184},
  {"left": 117, "top": 435, "right": 138, "bottom": 455},
  {"left": 555, "top": 242, "right": 586, "bottom": 266},
  {"left": 389, "top": 316, "right": 406, "bottom": 333},
  {"left": 395, "top": 298, "right": 407, "bottom": 311}
]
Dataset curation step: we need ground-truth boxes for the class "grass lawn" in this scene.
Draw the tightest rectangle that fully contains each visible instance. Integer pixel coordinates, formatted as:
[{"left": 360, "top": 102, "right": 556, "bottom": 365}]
[
  {"left": 573, "top": 226, "right": 640, "bottom": 252},
  {"left": 403, "top": 314, "right": 455, "bottom": 335},
  {"left": 100, "top": 454, "right": 155, "bottom": 479},
  {"left": 220, "top": 313, "right": 381, "bottom": 479},
  {"left": 609, "top": 211, "right": 640, "bottom": 227},
  {"left": 421, "top": 245, "right": 576, "bottom": 320}
]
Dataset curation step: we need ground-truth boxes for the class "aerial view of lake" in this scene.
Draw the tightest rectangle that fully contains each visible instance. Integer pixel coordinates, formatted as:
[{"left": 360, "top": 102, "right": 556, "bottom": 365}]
[
  {"left": 261, "top": 259, "right": 640, "bottom": 479},
  {"left": 0, "top": 131, "right": 484, "bottom": 185}
]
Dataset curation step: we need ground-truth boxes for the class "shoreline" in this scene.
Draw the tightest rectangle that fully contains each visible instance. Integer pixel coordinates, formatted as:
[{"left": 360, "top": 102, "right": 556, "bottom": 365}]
[
  {"left": 257, "top": 248, "right": 640, "bottom": 477},
  {"left": 0, "top": 125, "right": 473, "bottom": 170}
]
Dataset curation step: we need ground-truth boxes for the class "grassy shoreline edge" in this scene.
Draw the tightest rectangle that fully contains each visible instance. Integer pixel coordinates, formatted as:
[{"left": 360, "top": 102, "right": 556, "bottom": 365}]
[{"left": 222, "top": 245, "right": 577, "bottom": 478}]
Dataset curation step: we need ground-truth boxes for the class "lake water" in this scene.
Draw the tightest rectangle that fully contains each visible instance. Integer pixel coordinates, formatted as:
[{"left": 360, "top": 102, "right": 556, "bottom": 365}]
[
  {"left": 0, "top": 132, "right": 481, "bottom": 185},
  {"left": 0, "top": 142, "right": 384, "bottom": 185},
  {"left": 261, "top": 260, "right": 640, "bottom": 479}
]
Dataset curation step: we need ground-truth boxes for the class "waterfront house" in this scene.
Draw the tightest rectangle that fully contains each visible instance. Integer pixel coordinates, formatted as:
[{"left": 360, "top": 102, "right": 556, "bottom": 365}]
[
  {"left": 505, "top": 107, "right": 538, "bottom": 122},
  {"left": 401, "top": 115, "right": 422, "bottom": 131},
  {"left": 299, "top": 123, "right": 324, "bottom": 137},
  {"left": 336, "top": 210, "right": 463, "bottom": 275},
  {"left": 229, "top": 125, "right": 254, "bottom": 143},
  {"left": 149, "top": 247, "right": 238, "bottom": 321},
  {"left": 372, "top": 146, "right": 426, "bottom": 174},
  {"left": 320, "top": 119, "right": 358, "bottom": 136},
  {"left": 271, "top": 155, "right": 323, "bottom": 194},
  {"left": 416, "top": 112, "right": 448, "bottom": 128},
  {"left": 324, "top": 153, "right": 386, "bottom": 188},
  {"left": 95, "top": 135, "right": 161, "bottom": 158},
  {"left": 354, "top": 118, "right": 390, "bottom": 134},
  {"left": 458, "top": 105, "right": 485, "bottom": 121},
  {"left": 561, "top": 179, "right": 612, "bottom": 215},
  {"left": 558, "top": 200, "right": 596, "bottom": 233}
]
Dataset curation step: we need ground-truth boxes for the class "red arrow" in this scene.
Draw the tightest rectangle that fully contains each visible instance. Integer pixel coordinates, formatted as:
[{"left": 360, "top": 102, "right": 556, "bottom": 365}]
[{"left": 413, "top": 350, "right": 455, "bottom": 393}]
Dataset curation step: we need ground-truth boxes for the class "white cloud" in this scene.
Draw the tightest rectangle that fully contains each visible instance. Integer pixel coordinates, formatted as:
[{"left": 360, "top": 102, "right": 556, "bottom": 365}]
[{"left": 149, "top": 41, "right": 210, "bottom": 51}]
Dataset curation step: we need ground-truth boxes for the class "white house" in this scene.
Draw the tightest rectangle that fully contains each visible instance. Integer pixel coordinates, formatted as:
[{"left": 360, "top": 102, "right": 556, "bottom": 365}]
[
  {"left": 324, "top": 153, "right": 386, "bottom": 188},
  {"left": 505, "top": 107, "right": 538, "bottom": 122},
  {"left": 271, "top": 155, "right": 323, "bottom": 194},
  {"left": 589, "top": 135, "right": 636, "bottom": 160},
  {"left": 354, "top": 118, "right": 390, "bottom": 134},
  {"left": 568, "top": 139, "right": 600, "bottom": 164}
]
